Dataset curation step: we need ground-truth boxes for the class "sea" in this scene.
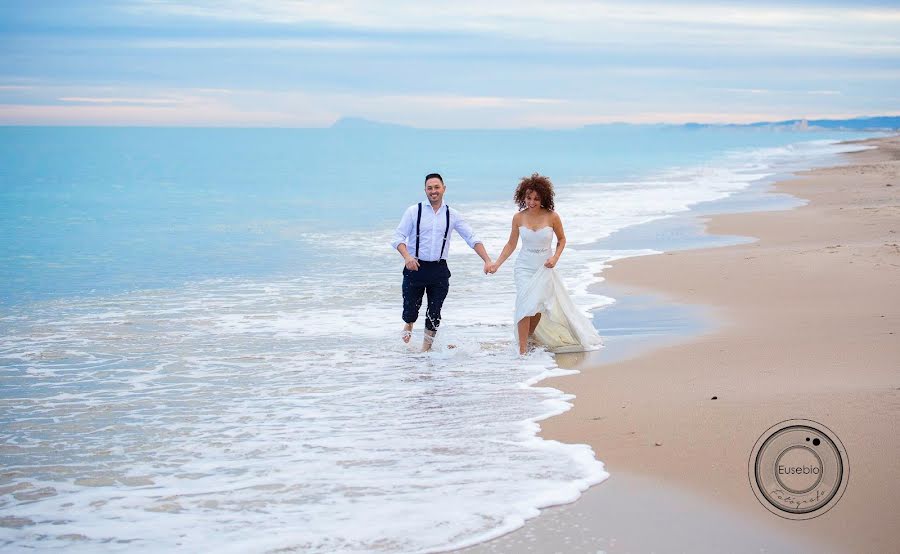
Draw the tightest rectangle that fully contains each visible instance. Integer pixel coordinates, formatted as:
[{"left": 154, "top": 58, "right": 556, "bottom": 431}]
[{"left": 0, "top": 124, "right": 877, "bottom": 552}]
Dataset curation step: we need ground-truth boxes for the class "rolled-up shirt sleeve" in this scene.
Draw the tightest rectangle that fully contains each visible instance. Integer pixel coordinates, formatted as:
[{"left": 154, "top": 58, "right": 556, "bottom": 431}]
[
  {"left": 453, "top": 210, "right": 482, "bottom": 249},
  {"left": 390, "top": 206, "right": 415, "bottom": 251}
]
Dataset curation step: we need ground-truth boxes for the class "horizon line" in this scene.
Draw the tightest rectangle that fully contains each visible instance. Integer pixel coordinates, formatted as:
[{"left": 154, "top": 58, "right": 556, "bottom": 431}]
[{"left": 1, "top": 113, "right": 899, "bottom": 132}]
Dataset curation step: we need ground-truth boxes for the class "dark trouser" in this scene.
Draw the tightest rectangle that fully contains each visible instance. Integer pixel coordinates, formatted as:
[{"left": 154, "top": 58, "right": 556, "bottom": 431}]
[{"left": 402, "top": 260, "right": 451, "bottom": 332}]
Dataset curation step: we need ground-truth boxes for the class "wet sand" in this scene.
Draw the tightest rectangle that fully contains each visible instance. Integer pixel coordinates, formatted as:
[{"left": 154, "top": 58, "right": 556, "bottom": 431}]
[{"left": 461, "top": 135, "right": 900, "bottom": 553}]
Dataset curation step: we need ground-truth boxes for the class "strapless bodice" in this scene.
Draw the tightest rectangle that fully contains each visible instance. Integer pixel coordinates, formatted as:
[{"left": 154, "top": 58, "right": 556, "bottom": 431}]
[{"left": 518, "top": 226, "right": 552, "bottom": 255}]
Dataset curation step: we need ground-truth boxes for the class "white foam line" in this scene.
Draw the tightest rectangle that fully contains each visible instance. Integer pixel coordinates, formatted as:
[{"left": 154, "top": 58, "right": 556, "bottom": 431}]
[{"left": 0, "top": 136, "right": 876, "bottom": 554}]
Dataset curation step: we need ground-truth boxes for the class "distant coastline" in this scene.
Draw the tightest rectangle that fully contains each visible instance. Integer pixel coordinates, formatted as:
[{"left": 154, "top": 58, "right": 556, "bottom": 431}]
[
  {"left": 4, "top": 115, "right": 897, "bottom": 132},
  {"left": 330, "top": 115, "right": 900, "bottom": 132}
]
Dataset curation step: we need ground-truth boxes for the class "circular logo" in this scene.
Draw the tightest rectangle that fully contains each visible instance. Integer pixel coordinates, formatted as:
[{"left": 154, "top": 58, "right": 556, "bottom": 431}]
[{"left": 748, "top": 419, "right": 848, "bottom": 519}]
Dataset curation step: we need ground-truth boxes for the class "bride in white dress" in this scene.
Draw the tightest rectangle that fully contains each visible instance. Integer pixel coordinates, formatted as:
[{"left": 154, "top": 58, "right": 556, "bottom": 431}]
[{"left": 489, "top": 174, "right": 603, "bottom": 355}]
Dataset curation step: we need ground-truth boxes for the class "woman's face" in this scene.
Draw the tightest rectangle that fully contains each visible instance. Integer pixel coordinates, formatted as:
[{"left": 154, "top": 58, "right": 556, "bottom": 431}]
[{"left": 524, "top": 189, "right": 542, "bottom": 210}]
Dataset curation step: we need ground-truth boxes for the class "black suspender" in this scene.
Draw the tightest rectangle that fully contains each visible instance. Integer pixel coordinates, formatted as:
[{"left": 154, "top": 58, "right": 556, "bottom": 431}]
[
  {"left": 414, "top": 203, "right": 451, "bottom": 260},
  {"left": 440, "top": 205, "right": 450, "bottom": 259},
  {"left": 415, "top": 202, "right": 422, "bottom": 258}
]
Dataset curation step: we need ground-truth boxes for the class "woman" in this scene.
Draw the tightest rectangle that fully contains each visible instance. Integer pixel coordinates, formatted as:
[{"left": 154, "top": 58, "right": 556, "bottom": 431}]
[{"left": 490, "top": 173, "right": 603, "bottom": 355}]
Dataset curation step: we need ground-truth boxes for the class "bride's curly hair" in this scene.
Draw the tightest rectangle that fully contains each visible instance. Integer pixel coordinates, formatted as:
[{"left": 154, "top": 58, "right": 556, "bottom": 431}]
[{"left": 514, "top": 173, "right": 555, "bottom": 212}]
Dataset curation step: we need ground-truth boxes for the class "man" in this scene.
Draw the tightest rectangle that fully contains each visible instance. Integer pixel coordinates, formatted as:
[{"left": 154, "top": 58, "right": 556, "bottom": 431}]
[{"left": 391, "top": 173, "right": 492, "bottom": 351}]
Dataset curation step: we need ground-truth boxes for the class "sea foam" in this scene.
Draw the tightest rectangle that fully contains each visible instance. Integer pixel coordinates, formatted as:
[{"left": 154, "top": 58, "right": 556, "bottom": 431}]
[{"left": 0, "top": 138, "right": 873, "bottom": 552}]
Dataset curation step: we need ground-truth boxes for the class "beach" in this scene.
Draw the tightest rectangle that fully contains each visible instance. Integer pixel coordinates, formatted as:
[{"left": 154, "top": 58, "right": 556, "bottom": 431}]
[
  {"left": 4, "top": 2, "right": 900, "bottom": 551},
  {"left": 462, "top": 137, "right": 900, "bottom": 553},
  {"left": 8, "top": 126, "right": 885, "bottom": 553}
]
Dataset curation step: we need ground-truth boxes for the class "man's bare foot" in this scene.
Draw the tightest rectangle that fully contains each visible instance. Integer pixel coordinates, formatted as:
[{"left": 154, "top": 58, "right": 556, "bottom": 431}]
[
  {"left": 422, "top": 330, "right": 435, "bottom": 352},
  {"left": 401, "top": 323, "right": 413, "bottom": 344}
]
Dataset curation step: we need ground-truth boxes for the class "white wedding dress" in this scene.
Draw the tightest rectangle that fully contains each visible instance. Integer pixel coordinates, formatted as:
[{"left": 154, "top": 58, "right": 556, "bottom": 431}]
[{"left": 514, "top": 226, "right": 604, "bottom": 353}]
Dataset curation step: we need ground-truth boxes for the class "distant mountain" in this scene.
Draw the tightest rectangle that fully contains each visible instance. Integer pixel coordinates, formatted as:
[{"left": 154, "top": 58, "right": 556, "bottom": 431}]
[
  {"left": 329, "top": 117, "right": 409, "bottom": 130},
  {"left": 584, "top": 116, "right": 900, "bottom": 132},
  {"left": 750, "top": 116, "right": 900, "bottom": 130},
  {"left": 709, "top": 116, "right": 900, "bottom": 131},
  {"left": 329, "top": 115, "right": 900, "bottom": 132}
]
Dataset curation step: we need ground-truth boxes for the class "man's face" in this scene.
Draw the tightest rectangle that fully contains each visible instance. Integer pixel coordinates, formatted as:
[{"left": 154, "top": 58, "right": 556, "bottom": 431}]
[{"left": 425, "top": 178, "right": 445, "bottom": 204}]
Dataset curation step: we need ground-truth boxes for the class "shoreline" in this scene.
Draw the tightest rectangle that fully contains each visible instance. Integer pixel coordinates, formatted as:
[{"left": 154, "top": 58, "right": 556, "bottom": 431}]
[{"left": 461, "top": 135, "right": 900, "bottom": 552}]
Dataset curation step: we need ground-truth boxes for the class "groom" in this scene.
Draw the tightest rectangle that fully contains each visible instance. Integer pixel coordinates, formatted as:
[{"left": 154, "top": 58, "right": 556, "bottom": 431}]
[{"left": 391, "top": 173, "right": 493, "bottom": 351}]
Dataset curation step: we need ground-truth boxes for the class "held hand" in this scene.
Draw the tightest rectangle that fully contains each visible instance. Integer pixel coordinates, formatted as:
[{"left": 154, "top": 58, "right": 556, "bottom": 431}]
[
  {"left": 483, "top": 261, "right": 494, "bottom": 274},
  {"left": 488, "top": 262, "right": 500, "bottom": 274},
  {"left": 544, "top": 256, "right": 558, "bottom": 269},
  {"left": 405, "top": 257, "right": 420, "bottom": 271}
]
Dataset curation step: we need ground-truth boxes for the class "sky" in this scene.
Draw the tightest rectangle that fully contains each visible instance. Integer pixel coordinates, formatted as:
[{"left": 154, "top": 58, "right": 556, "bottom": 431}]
[{"left": 1, "top": 0, "right": 898, "bottom": 128}]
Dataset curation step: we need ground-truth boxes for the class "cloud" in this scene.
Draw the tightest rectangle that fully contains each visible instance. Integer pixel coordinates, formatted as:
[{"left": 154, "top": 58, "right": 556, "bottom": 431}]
[
  {"left": 0, "top": 82, "right": 893, "bottom": 128},
  {"left": 367, "top": 94, "right": 566, "bottom": 110},
  {"left": 0, "top": 85, "right": 317, "bottom": 126},
  {"left": 58, "top": 96, "right": 186, "bottom": 105},
  {"left": 715, "top": 88, "right": 844, "bottom": 96},
  {"left": 133, "top": 0, "right": 900, "bottom": 54},
  {"left": 129, "top": 38, "right": 395, "bottom": 51},
  {"left": 0, "top": 102, "right": 293, "bottom": 126},
  {"left": 135, "top": 0, "right": 900, "bottom": 28},
  {"left": 720, "top": 88, "right": 773, "bottom": 95},
  {"left": 2, "top": 2, "right": 897, "bottom": 127}
]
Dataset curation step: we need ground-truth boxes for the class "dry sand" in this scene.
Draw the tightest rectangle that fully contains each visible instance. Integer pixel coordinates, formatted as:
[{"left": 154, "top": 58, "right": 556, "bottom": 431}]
[{"left": 461, "top": 136, "right": 900, "bottom": 553}]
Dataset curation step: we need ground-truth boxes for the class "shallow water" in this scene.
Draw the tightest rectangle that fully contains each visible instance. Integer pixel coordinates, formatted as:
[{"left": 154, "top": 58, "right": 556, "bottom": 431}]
[{"left": 0, "top": 127, "right": 876, "bottom": 551}]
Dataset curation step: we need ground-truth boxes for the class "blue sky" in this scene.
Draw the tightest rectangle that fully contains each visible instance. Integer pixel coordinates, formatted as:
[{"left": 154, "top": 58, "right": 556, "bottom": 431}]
[{"left": 1, "top": 0, "right": 898, "bottom": 128}]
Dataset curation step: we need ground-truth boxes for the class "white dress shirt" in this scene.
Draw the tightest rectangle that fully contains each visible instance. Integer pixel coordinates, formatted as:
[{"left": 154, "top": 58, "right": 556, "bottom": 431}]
[{"left": 391, "top": 201, "right": 482, "bottom": 261}]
